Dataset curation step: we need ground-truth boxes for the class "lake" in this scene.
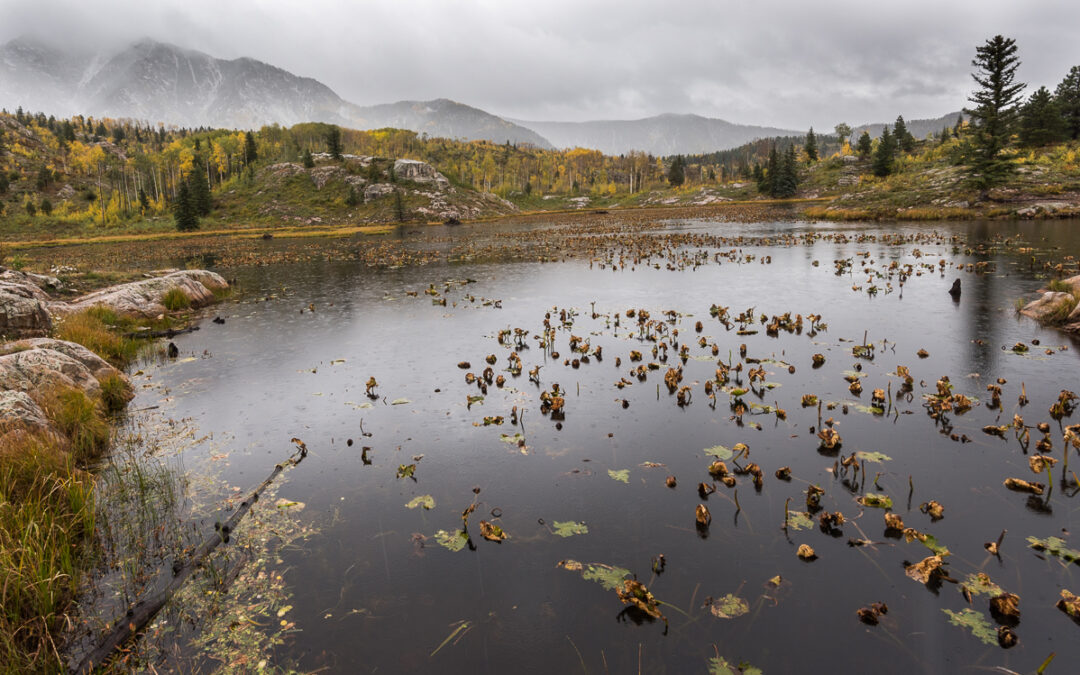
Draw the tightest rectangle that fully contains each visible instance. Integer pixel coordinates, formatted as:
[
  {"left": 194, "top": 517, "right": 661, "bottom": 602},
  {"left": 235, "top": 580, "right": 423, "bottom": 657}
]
[{"left": 75, "top": 215, "right": 1080, "bottom": 673}]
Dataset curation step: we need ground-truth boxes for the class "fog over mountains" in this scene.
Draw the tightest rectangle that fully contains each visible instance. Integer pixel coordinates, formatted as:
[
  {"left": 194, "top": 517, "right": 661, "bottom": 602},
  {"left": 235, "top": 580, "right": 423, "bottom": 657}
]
[{"left": 0, "top": 36, "right": 955, "bottom": 156}]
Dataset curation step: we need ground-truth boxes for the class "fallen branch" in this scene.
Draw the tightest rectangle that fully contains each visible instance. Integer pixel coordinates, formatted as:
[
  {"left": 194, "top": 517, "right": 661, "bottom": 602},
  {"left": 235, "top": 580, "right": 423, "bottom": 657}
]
[
  {"left": 123, "top": 325, "right": 200, "bottom": 339},
  {"left": 72, "top": 439, "right": 309, "bottom": 674}
]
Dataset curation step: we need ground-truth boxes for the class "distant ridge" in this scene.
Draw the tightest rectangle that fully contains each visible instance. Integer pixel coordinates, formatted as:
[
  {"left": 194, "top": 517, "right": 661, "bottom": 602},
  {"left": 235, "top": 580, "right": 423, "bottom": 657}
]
[
  {"left": 0, "top": 37, "right": 551, "bottom": 147},
  {"left": 511, "top": 113, "right": 802, "bottom": 156}
]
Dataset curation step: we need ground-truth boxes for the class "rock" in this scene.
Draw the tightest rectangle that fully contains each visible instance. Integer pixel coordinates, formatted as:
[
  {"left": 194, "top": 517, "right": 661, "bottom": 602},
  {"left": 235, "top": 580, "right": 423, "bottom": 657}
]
[
  {"left": 9, "top": 338, "right": 122, "bottom": 383},
  {"left": 167, "top": 342, "right": 179, "bottom": 358},
  {"left": 0, "top": 347, "right": 104, "bottom": 398},
  {"left": 0, "top": 285, "right": 52, "bottom": 338},
  {"left": 393, "top": 159, "right": 450, "bottom": 189},
  {"left": 58, "top": 184, "right": 77, "bottom": 200},
  {"left": 1020, "top": 291, "right": 1076, "bottom": 322},
  {"left": 0, "top": 390, "right": 51, "bottom": 434},
  {"left": 949, "top": 279, "right": 961, "bottom": 298},
  {"left": 364, "top": 183, "right": 395, "bottom": 202},
  {"left": 310, "top": 165, "right": 344, "bottom": 189},
  {"left": 261, "top": 162, "right": 306, "bottom": 183},
  {"left": 53, "top": 270, "right": 228, "bottom": 318}
]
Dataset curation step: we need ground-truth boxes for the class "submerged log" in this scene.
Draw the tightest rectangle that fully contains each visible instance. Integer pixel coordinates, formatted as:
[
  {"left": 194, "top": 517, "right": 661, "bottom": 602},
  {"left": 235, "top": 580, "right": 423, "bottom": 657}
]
[{"left": 72, "top": 440, "right": 309, "bottom": 674}]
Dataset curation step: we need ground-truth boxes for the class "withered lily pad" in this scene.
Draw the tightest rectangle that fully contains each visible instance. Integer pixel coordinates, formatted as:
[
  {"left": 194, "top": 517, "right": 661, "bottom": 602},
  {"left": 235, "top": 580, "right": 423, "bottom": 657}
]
[
  {"left": 551, "top": 521, "right": 588, "bottom": 537},
  {"left": 856, "top": 451, "right": 892, "bottom": 463},
  {"left": 943, "top": 608, "right": 998, "bottom": 646},
  {"left": 706, "top": 593, "right": 750, "bottom": 619},
  {"left": 608, "top": 469, "right": 630, "bottom": 483},
  {"left": 797, "top": 544, "right": 817, "bottom": 561},
  {"left": 406, "top": 495, "right": 435, "bottom": 510},
  {"left": 708, "top": 657, "right": 763, "bottom": 675},
  {"left": 478, "top": 520, "right": 508, "bottom": 542},
  {"left": 1056, "top": 589, "right": 1080, "bottom": 620},
  {"left": 617, "top": 579, "right": 667, "bottom": 623},
  {"left": 391, "top": 397, "right": 411, "bottom": 405},
  {"left": 396, "top": 463, "right": 417, "bottom": 479},
  {"left": 434, "top": 529, "right": 468, "bottom": 552},
  {"left": 905, "top": 555, "right": 944, "bottom": 584},
  {"left": 1004, "top": 478, "right": 1044, "bottom": 495}
]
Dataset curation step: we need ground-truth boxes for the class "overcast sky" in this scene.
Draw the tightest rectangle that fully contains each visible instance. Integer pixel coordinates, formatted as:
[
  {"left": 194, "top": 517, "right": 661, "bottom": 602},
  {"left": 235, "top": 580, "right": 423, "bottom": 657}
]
[{"left": 1, "top": 0, "right": 1077, "bottom": 129}]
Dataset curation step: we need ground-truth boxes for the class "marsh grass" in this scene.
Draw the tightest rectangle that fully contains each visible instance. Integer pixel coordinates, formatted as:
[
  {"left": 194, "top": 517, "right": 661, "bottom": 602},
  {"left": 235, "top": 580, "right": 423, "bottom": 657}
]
[
  {"left": 161, "top": 288, "right": 191, "bottom": 311},
  {"left": 52, "top": 308, "right": 139, "bottom": 368},
  {"left": 0, "top": 432, "right": 97, "bottom": 674}
]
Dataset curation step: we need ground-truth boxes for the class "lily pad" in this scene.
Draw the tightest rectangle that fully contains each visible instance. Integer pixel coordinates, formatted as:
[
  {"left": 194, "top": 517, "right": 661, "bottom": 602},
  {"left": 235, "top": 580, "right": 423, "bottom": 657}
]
[
  {"left": 608, "top": 469, "right": 630, "bottom": 483},
  {"left": 857, "top": 492, "right": 893, "bottom": 509},
  {"left": 396, "top": 463, "right": 416, "bottom": 479},
  {"left": 919, "top": 533, "right": 951, "bottom": 557},
  {"left": 434, "top": 529, "right": 468, "bottom": 552},
  {"left": 707, "top": 593, "right": 750, "bottom": 619},
  {"left": 552, "top": 521, "right": 589, "bottom": 537},
  {"left": 704, "top": 445, "right": 733, "bottom": 460},
  {"left": 942, "top": 608, "right": 997, "bottom": 646},
  {"left": 786, "top": 510, "right": 814, "bottom": 531},
  {"left": 856, "top": 451, "right": 892, "bottom": 463},
  {"left": 406, "top": 495, "right": 435, "bottom": 510},
  {"left": 558, "top": 559, "right": 632, "bottom": 591},
  {"left": 961, "top": 572, "right": 1002, "bottom": 597},
  {"left": 1027, "top": 536, "right": 1080, "bottom": 564},
  {"left": 499, "top": 433, "right": 525, "bottom": 444}
]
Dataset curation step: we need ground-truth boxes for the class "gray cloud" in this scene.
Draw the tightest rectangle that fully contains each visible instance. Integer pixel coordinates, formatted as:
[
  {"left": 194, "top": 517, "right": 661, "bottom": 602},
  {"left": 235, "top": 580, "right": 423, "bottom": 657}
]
[{"left": 1, "top": 0, "right": 1077, "bottom": 129}]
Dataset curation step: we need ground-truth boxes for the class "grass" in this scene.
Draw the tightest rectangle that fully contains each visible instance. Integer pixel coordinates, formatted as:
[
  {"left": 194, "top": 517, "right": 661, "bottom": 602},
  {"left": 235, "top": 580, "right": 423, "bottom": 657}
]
[
  {"left": 161, "top": 287, "right": 192, "bottom": 311},
  {"left": 52, "top": 307, "right": 140, "bottom": 368},
  {"left": 0, "top": 393, "right": 105, "bottom": 673}
]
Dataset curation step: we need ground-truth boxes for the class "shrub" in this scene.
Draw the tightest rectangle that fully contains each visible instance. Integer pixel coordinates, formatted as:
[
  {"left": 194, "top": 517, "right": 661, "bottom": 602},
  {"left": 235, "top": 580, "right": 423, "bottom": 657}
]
[{"left": 161, "top": 287, "right": 191, "bottom": 311}]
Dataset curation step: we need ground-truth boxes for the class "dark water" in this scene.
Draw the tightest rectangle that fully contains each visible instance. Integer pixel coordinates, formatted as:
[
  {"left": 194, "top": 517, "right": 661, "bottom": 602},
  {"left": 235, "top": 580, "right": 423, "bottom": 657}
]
[{"left": 130, "top": 218, "right": 1080, "bottom": 673}]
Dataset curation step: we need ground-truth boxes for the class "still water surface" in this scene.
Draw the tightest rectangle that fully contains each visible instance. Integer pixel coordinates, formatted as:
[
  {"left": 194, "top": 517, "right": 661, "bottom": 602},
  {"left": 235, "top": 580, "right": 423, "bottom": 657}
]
[{"left": 125, "top": 217, "right": 1080, "bottom": 673}]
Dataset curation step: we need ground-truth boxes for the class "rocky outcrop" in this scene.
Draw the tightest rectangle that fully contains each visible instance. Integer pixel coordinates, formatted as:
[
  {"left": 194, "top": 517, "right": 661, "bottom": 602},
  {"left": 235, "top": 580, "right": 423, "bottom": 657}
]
[
  {"left": 52, "top": 270, "right": 229, "bottom": 318},
  {"left": 1020, "top": 291, "right": 1076, "bottom": 323},
  {"left": 393, "top": 159, "right": 450, "bottom": 189},
  {"left": 0, "top": 269, "right": 56, "bottom": 338},
  {"left": 10, "top": 338, "right": 125, "bottom": 383},
  {"left": 364, "top": 183, "right": 395, "bottom": 202}
]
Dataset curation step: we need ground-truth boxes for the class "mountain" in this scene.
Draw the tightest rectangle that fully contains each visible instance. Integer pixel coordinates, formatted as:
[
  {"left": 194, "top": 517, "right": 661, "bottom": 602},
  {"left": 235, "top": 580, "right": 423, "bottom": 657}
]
[
  {"left": 0, "top": 37, "right": 550, "bottom": 147},
  {"left": 852, "top": 112, "right": 964, "bottom": 140},
  {"left": 351, "top": 99, "right": 551, "bottom": 148},
  {"left": 511, "top": 113, "right": 802, "bottom": 155}
]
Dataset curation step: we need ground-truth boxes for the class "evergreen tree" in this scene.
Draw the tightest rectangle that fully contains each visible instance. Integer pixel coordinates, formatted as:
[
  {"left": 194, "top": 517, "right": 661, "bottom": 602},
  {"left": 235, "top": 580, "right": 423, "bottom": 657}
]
[
  {"left": 0, "top": 173, "right": 7, "bottom": 195},
  {"left": 345, "top": 185, "right": 360, "bottom": 206},
  {"left": 667, "top": 155, "right": 685, "bottom": 186},
  {"left": 872, "top": 127, "right": 896, "bottom": 177},
  {"left": 954, "top": 115, "right": 964, "bottom": 137},
  {"left": 244, "top": 131, "right": 258, "bottom": 165},
  {"left": 1055, "top": 65, "right": 1080, "bottom": 140},
  {"left": 302, "top": 148, "right": 315, "bottom": 168},
  {"left": 804, "top": 127, "right": 818, "bottom": 162},
  {"left": 774, "top": 145, "right": 799, "bottom": 197},
  {"left": 138, "top": 188, "right": 149, "bottom": 212},
  {"left": 963, "top": 35, "right": 1026, "bottom": 187},
  {"left": 856, "top": 131, "right": 873, "bottom": 157},
  {"left": 173, "top": 180, "right": 199, "bottom": 231},
  {"left": 1019, "top": 86, "right": 1064, "bottom": 146},
  {"left": 40, "top": 198, "right": 52, "bottom": 216},
  {"left": 894, "top": 115, "right": 915, "bottom": 152},
  {"left": 188, "top": 160, "right": 212, "bottom": 216},
  {"left": 939, "top": 125, "right": 951, "bottom": 145},
  {"left": 326, "top": 125, "right": 343, "bottom": 160},
  {"left": 25, "top": 200, "right": 36, "bottom": 217}
]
